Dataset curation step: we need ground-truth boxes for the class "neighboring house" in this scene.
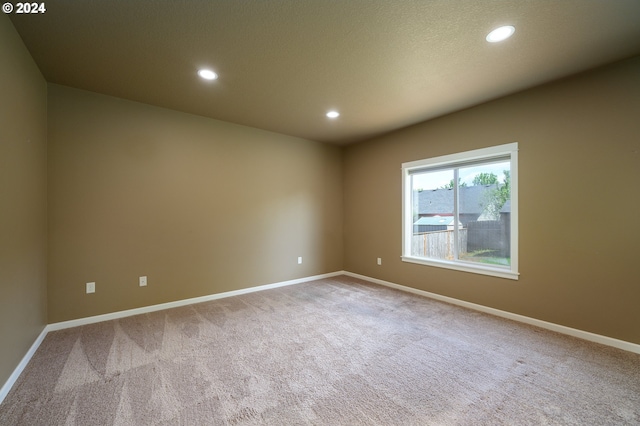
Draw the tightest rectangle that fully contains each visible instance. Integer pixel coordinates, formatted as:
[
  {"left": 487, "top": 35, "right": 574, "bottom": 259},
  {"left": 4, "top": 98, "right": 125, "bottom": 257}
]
[
  {"left": 414, "top": 184, "right": 506, "bottom": 226},
  {"left": 500, "top": 199, "right": 511, "bottom": 216},
  {"left": 413, "top": 216, "right": 462, "bottom": 234}
]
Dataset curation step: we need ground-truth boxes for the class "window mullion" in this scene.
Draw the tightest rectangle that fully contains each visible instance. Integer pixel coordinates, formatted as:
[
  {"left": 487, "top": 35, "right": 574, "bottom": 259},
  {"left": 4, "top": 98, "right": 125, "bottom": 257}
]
[{"left": 453, "top": 168, "right": 459, "bottom": 260}]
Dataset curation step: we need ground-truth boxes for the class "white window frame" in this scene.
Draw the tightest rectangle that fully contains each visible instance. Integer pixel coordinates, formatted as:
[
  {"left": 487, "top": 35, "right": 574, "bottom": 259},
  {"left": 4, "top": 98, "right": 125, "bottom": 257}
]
[{"left": 402, "top": 143, "right": 519, "bottom": 280}]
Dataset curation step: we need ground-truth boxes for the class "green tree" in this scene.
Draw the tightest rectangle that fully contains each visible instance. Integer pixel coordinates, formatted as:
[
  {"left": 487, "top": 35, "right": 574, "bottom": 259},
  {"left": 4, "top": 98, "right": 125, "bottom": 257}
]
[
  {"left": 496, "top": 170, "right": 510, "bottom": 206},
  {"left": 472, "top": 172, "right": 498, "bottom": 186},
  {"left": 440, "top": 178, "right": 467, "bottom": 190},
  {"left": 482, "top": 170, "right": 510, "bottom": 219}
]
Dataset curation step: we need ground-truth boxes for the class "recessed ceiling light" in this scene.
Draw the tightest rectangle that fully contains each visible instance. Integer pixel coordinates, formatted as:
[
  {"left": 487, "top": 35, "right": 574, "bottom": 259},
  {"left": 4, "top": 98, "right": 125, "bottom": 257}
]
[
  {"left": 326, "top": 111, "right": 340, "bottom": 118},
  {"left": 486, "top": 26, "right": 515, "bottom": 43},
  {"left": 197, "top": 69, "right": 218, "bottom": 80}
]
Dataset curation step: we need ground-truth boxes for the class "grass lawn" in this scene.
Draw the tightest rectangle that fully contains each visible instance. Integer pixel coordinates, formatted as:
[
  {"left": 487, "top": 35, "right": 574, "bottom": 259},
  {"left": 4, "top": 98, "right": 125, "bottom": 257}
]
[{"left": 459, "top": 249, "right": 510, "bottom": 266}]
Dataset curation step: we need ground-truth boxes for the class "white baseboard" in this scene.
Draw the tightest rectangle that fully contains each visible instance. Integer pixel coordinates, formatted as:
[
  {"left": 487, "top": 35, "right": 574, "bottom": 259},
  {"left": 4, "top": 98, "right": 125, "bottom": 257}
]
[
  {"left": 46, "top": 271, "right": 343, "bottom": 332},
  {"left": 0, "top": 327, "right": 48, "bottom": 405},
  {"left": 343, "top": 271, "right": 640, "bottom": 355}
]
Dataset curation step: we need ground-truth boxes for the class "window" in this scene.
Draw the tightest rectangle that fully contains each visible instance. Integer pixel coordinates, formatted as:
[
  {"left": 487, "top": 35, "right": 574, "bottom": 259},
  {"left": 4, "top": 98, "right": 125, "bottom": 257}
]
[{"left": 402, "top": 143, "right": 518, "bottom": 280}]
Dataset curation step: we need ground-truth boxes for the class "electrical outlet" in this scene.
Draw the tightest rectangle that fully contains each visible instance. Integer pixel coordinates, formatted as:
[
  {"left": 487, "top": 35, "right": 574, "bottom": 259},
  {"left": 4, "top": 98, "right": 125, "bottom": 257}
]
[
  {"left": 377, "top": 258, "right": 382, "bottom": 265},
  {"left": 86, "top": 282, "right": 95, "bottom": 294},
  {"left": 297, "top": 256, "right": 303, "bottom": 264},
  {"left": 139, "top": 276, "right": 147, "bottom": 287}
]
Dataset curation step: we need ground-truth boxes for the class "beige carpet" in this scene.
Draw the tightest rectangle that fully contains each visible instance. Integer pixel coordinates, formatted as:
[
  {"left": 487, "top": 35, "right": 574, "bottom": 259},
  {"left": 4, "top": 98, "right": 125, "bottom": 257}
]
[{"left": 1, "top": 275, "right": 639, "bottom": 425}]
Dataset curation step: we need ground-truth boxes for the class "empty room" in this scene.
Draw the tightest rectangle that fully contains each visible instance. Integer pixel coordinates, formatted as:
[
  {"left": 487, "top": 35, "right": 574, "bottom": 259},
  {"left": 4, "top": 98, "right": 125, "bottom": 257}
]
[{"left": 1, "top": 1, "right": 639, "bottom": 424}]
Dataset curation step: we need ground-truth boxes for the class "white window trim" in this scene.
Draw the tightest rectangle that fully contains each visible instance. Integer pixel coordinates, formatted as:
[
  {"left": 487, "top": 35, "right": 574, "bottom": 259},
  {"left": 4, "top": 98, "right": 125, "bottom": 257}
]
[{"left": 401, "top": 143, "right": 519, "bottom": 280}]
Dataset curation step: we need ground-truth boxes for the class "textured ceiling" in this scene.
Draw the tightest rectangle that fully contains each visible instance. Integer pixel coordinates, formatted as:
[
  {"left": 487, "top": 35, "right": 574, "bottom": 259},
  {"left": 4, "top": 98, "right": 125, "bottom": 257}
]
[{"left": 9, "top": 1, "right": 640, "bottom": 145}]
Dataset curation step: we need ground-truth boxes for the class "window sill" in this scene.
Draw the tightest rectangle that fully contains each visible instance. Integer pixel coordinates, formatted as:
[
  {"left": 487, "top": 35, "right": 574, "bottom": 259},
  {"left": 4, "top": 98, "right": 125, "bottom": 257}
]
[{"left": 401, "top": 256, "right": 519, "bottom": 280}]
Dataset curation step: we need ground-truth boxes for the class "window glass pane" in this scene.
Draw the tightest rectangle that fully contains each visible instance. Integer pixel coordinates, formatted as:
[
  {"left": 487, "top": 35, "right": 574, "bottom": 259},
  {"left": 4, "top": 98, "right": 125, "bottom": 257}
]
[
  {"left": 411, "top": 170, "right": 454, "bottom": 260},
  {"left": 457, "top": 161, "right": 511, "bottom": 267}
]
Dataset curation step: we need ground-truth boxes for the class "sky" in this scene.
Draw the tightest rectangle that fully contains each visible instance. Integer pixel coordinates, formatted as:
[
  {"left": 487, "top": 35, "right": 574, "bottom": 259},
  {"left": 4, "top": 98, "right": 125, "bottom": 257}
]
[{"left": 412, "top": 160, "right": 510, "bottom": 191}]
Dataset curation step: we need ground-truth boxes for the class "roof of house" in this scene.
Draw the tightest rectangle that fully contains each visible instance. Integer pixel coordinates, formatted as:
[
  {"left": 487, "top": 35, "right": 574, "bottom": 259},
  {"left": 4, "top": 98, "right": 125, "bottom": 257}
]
[
  {"left": 414, "top": 216, "right": 454, "bottom": 226},
  {"left": 416, "top": 185, "right": 502, "bottom": 215}
]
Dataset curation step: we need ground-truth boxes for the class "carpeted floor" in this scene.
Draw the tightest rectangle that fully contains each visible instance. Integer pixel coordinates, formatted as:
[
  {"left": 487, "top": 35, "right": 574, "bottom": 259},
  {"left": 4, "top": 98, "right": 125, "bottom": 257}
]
[{"left": 1, "top": 275, "right": 639, "bottom": 425}]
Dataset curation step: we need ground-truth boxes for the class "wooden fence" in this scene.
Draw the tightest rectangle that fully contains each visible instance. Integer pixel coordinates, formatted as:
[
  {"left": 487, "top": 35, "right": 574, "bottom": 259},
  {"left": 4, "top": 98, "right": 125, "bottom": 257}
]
[{"left": 412, "top": 229, "right": 468, "bottom": 260}]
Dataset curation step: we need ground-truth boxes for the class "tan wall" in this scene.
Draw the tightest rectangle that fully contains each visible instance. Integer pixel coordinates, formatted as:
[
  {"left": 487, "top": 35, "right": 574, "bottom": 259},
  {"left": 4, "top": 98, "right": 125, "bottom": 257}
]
[
  {"left": 47, "top": 85, "right": 343, "bottom": 323},
  {"left": 344, "top": 56, "right": 640, "bottom": 344},
  {"left": 0, "top": 16, "right": 48, "bottom": 385}
]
